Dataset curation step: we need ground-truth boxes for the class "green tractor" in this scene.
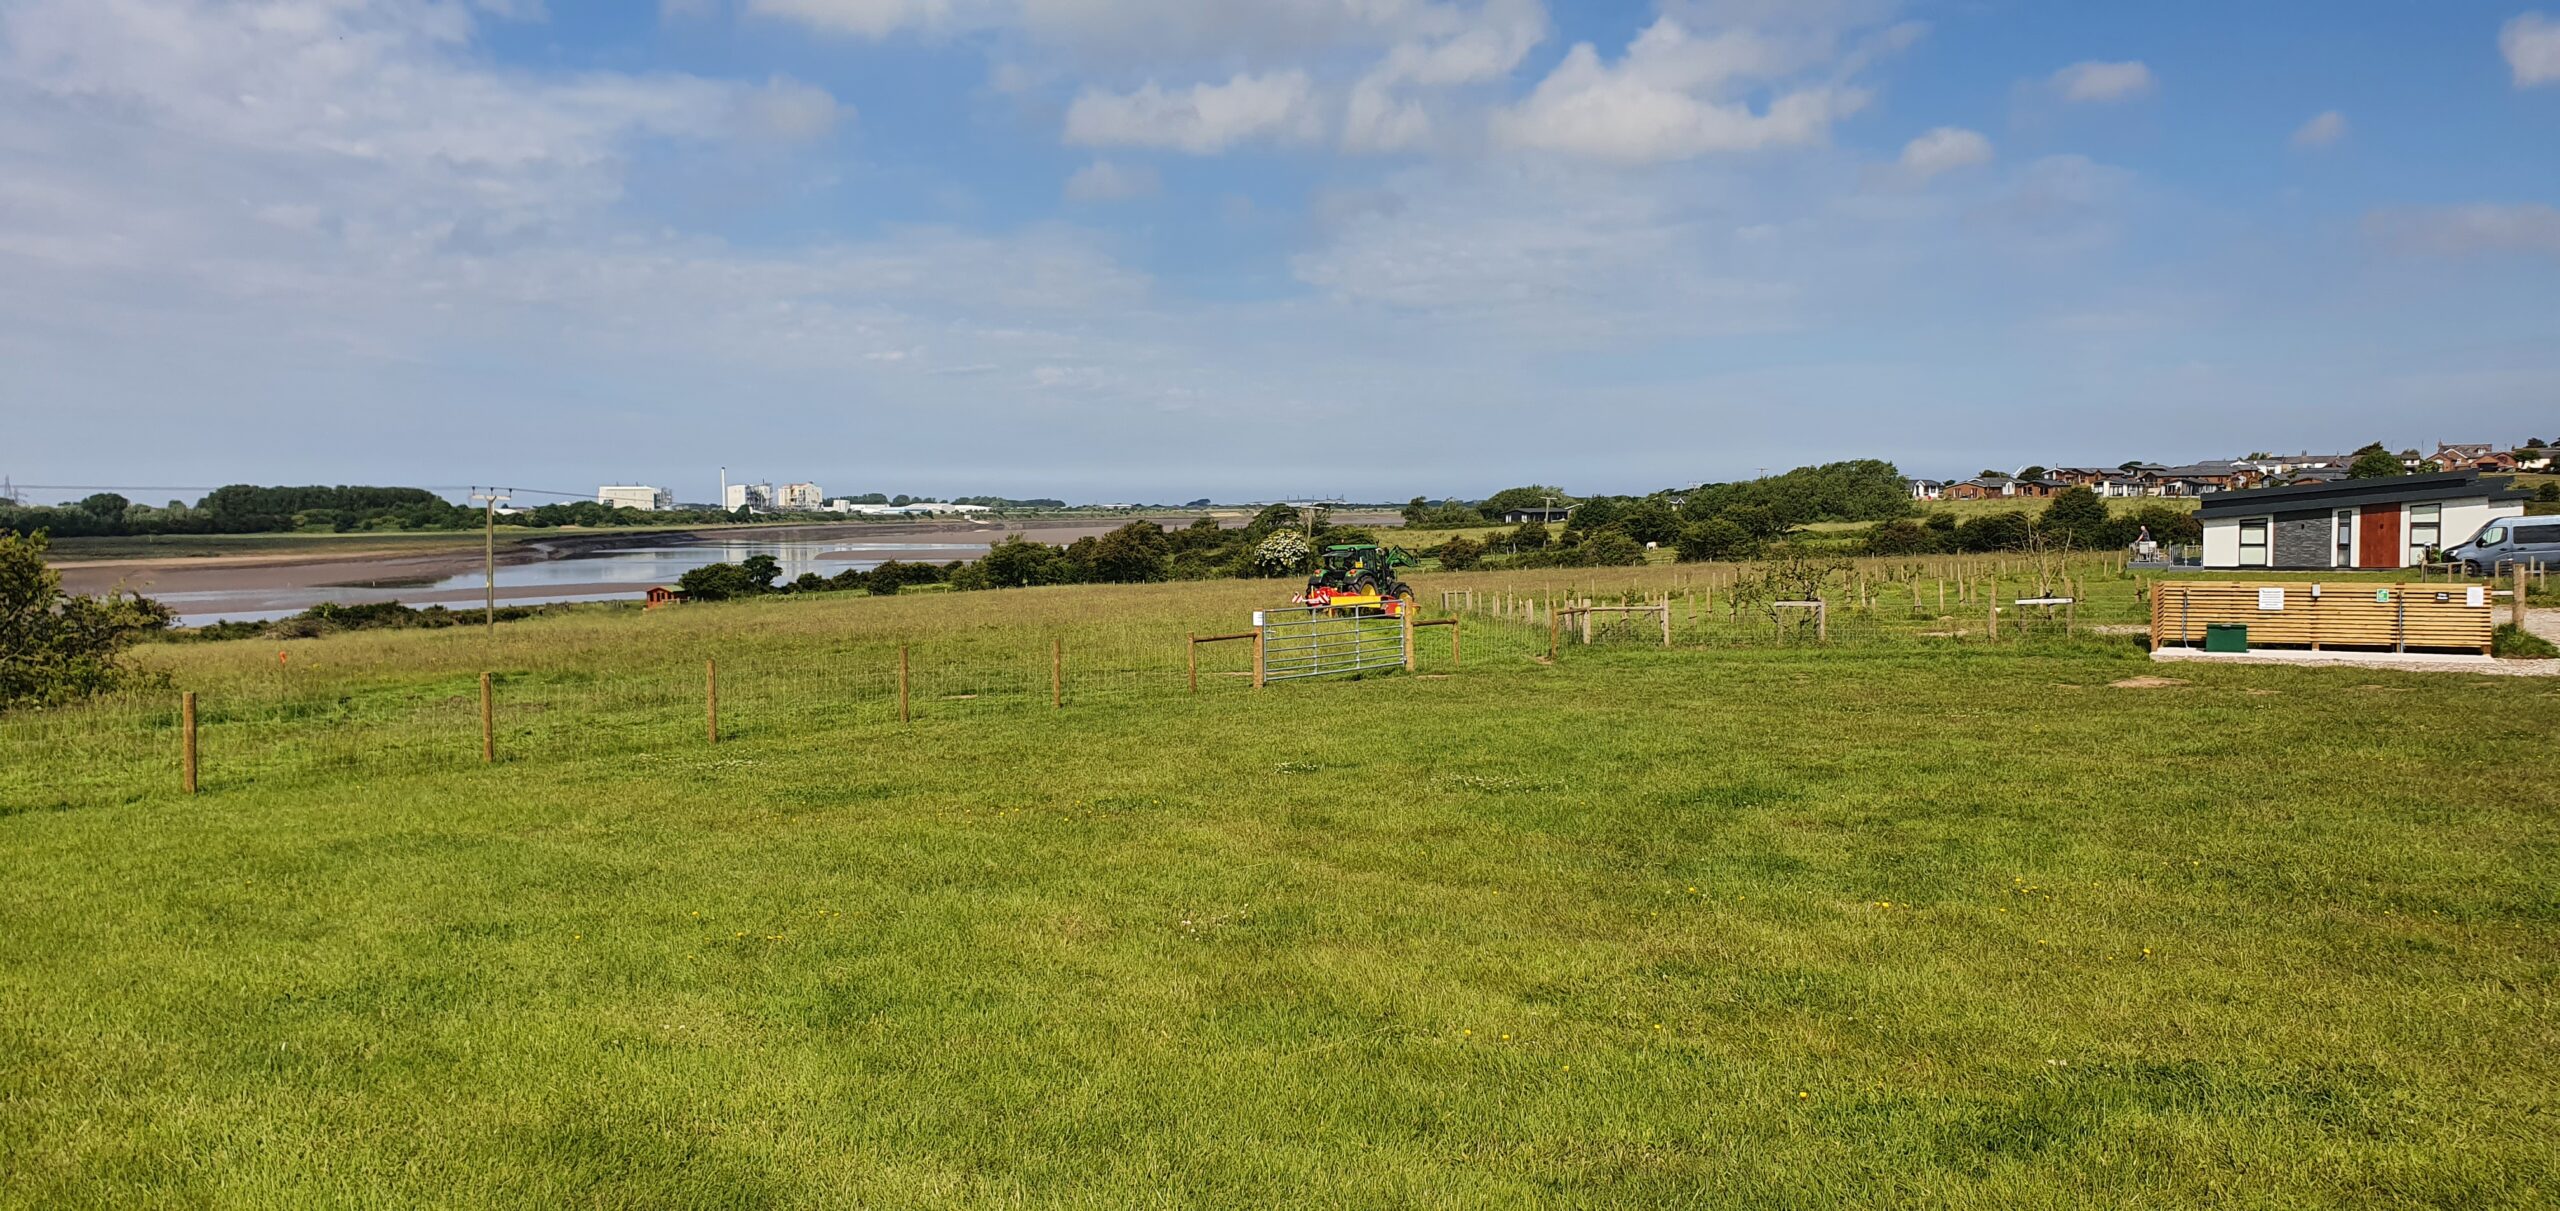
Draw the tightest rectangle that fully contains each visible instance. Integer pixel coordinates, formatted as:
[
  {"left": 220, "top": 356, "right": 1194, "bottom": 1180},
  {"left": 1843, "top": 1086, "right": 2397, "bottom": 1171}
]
[{"left": 1301, "top": 543, "right": 1417, "bottom": 608}]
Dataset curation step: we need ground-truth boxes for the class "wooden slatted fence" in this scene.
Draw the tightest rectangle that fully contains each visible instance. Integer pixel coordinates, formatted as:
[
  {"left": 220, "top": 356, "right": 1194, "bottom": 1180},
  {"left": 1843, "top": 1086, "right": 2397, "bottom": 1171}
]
[{"left": 2149, "top": 582, "right": 2495, "bottom": 654}]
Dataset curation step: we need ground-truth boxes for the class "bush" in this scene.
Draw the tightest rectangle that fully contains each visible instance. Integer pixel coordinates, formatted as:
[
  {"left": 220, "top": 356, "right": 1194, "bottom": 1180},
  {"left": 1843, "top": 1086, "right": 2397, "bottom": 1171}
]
[
  {"left": 1252, "top": 531, "right": 1310, "bottom": 577},
  {"left": 2039, "top": 487, "right": 2110, "bottom": 548},
  {"left": 1863, "top": 519, "right": 1938, "bottom": 555},
  {"left": 2492, "top": 624, "right": 2559, "bottom": 660},
  {"left": 1507, "top": 520, "right": 1551, "bottom": 551},
  {"left": 1955, "top": 511, "right": 2033, "bottom": 552},
  {"left": 1434, "top": 536, "right": 1486, "bottom": 571},
  {"left": 1675, "top": 518, "right": 1758, "bottom": 562},
  {"left": 1, "top": 532, "right": 173, "bottom": 708},
  {"left": 1576, "top": 531, "right": 1647, "bottom": 567}
]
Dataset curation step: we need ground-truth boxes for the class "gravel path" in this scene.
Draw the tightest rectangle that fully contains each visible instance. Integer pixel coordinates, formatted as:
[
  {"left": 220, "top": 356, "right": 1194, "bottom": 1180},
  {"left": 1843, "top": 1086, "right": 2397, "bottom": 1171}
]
[
  {"left": 2152, "top": 648, "right": 2560, "bottom": 676},
  {"left": 2527, "top": 607, "right": 2560, "bottom": 645}
]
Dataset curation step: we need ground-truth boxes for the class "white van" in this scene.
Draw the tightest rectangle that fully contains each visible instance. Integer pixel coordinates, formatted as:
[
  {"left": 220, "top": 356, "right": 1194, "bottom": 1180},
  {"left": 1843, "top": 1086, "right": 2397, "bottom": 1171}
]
[{"left": 2446, "top": 518, "right": 2560, "bottom": 574}]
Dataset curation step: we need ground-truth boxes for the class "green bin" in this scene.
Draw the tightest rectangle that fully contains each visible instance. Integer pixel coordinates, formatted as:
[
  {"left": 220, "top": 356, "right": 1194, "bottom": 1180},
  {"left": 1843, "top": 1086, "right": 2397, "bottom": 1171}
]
[{"left": 2203, "top": 623, "right": 2248, "bottom": 653}]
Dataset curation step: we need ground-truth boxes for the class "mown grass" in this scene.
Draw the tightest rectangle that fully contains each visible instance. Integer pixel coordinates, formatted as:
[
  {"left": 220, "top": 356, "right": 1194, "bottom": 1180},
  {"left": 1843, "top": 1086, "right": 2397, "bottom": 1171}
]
[{"left": 3, "top": 572, "right": 2556, "bottom": 1207}]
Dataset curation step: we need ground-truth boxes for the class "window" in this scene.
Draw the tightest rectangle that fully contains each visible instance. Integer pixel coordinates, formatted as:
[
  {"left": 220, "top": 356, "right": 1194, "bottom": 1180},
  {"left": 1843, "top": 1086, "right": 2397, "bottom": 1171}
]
[
  {"left": 2408, "top": 503, "right": 2441, "bottom": 560},
  {"left": 2334, "top": 509, "right": 2355, "bottom": 567},
  {"left": 2520, "top": 524, "right": 2560, "bottom": 544},
  {"left": 2476, "top": 525, "right": 2506, "bottom": 547},
  {"left": 2238, "top": 518, "right": 2270, "bottom": 567}
]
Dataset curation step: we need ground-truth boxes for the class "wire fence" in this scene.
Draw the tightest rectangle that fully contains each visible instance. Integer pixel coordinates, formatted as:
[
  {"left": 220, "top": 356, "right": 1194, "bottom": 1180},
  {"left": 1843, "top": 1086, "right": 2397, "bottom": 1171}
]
[
  {"left": 6, "top": 550, "right": 2419, "bottom": 813},
  {"left": 2, "top": 603, "right": 1534, "bottom": 812}
]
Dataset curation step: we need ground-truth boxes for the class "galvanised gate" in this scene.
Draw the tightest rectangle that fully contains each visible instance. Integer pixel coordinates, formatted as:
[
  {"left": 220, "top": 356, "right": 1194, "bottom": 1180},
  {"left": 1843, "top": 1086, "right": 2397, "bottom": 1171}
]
[{"left": 1253, "top": 603, "right": 1408, "bottom": 684}]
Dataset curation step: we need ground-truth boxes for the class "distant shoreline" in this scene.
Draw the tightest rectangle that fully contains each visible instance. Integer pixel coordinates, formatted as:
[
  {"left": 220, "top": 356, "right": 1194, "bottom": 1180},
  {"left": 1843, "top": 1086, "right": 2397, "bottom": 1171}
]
[{"left": 53, "top": 512, "right": 1393, "bottom": 601}]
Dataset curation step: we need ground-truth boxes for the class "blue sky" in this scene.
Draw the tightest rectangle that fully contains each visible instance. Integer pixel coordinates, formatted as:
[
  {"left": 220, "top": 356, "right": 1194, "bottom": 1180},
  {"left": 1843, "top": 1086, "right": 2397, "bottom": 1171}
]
[{"left": 2, "top": 0, "right": 2556, "bottom": 505}]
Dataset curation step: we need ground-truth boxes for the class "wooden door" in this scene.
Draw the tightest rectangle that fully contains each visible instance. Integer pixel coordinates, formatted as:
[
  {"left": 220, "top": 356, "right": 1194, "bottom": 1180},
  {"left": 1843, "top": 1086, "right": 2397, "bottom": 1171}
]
[{"left": 2356, "top": 503, "right": 2401, "bottom": 569}]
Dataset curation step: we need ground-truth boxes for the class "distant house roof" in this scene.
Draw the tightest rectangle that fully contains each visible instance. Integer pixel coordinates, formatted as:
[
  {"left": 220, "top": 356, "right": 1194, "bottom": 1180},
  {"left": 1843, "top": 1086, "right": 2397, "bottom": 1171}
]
[
  {"left": 1500, "top": 506, "right": 1574, "bottom": 521},
  {"left": 2195, "top": 470, "right": 2530, "bottom": 518}
]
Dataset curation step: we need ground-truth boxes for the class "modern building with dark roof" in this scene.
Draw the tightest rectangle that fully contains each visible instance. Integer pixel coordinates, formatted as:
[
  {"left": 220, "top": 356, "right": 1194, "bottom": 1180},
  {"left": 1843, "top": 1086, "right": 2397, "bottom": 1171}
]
[{"left": 2195, "top": 471, "right": 2531, "bottom": 570}]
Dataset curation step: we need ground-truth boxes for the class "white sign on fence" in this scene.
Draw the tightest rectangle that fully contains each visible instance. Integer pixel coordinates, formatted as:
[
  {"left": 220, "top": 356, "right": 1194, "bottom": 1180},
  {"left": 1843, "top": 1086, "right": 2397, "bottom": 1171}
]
[
  {"left": 2257, "top": 588, "right": 2285, "bottom": 611},
  {"left": 2467, "top": 586, "right": 2485, "bottom": 608}
]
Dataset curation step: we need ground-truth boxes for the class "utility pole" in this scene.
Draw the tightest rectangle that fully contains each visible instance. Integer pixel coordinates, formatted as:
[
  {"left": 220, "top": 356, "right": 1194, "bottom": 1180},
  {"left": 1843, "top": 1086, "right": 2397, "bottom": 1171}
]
[{"left": 470, "top": 489, "right": 510, "bottom": 640}]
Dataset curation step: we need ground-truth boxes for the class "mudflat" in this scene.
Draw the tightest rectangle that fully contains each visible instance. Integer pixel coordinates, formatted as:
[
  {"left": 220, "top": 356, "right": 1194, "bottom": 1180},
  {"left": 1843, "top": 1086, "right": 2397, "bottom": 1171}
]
[{"left": 52, "top": 513, "right": 1388, "bottom": 599}]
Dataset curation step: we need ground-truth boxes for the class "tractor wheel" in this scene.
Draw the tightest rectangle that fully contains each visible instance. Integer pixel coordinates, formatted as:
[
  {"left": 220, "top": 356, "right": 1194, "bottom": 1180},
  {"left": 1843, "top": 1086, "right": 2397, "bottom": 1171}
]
[
  {"left": 1387, "top": 580, "right": 1414, "bottom": 601},
  {"left": 1351, "top": 573, "right": 1378, "bottom": 594}
]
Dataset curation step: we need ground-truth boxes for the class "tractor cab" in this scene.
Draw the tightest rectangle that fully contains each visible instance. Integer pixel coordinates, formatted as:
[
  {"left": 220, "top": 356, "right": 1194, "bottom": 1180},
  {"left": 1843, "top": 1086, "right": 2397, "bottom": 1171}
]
[{"left": 1301, "top": 544, "right": 1416, "bottom": 609}]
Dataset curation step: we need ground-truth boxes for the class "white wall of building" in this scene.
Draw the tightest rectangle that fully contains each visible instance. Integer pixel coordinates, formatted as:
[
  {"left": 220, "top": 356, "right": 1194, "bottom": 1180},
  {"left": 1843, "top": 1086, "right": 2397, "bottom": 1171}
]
[
  {"left": 2201, "top": 518, "right": 2242, "bottom": 567},
  {"left": 777, "top": 482, "right": 824, "bottom": 510},
  {"left": 2203, "top": 497, "right": 2526, "bottom": 568},
  {"left": 724, "top": 483, "right": 773, "bottom": 511},
  {"left": 597, "top": 485, "right": 670, "bottom": 511}
]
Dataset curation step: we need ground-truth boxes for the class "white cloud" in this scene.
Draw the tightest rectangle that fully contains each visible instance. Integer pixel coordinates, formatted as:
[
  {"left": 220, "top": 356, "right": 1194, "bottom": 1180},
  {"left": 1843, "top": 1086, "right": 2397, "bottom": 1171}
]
[
  {"left": 745, "top": 0, "right": 996, "bottom": 39},
  {"left": 1899, "top": 126, "right": 1991, "bottom": 178},
  {"left": 2365, "top": 203, "right": 2560, "bottom": 257},
  {"left": 1494, "top": 19, "right": 1866, "bottom": 162},
  {"left": 1063, "top": 71, "right": 1322, "bottom": 152},
  {"left": 2049, "top": 59, "right": 2153, "bottom": 103},
  {"left": 2290, "top": 110, "right": 2346, "bottom": 149},
  {"left": 1342, "top": 83, "right": 1434, "bottom": 153},
  {"left": 2504, "top": 12, "right": 2560, "bottom": 86},
  {"left": 738, "top": 76, "right": 849, "bottom": 141},
  {"left": 1063, "top": 158, "right": 1160, "bottom": 200}
]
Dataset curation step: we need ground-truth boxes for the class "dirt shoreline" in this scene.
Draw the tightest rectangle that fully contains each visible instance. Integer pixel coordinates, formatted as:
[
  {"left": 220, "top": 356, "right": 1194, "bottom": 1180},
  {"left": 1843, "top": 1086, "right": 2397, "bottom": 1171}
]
[{"left": 55, "top": 513, "right": 1392, "bottom": 599}]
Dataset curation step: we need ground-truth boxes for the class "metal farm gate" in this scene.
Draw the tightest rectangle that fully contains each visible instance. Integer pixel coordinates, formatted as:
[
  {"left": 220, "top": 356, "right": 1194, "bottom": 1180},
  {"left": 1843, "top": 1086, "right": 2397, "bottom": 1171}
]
[{"left": 1255, "top": 605, "right": 1407, "bottom": 684}]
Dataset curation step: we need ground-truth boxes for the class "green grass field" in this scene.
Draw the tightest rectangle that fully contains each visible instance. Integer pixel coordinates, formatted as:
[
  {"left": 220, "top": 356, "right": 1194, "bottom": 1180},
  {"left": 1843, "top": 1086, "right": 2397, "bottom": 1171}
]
[{"left": 3, "top": 564, "right": 2555, "bottom": 1207}]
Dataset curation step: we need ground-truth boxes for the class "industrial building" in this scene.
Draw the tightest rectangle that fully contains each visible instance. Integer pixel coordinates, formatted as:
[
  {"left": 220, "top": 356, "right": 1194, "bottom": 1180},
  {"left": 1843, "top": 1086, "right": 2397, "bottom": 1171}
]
[{"left": 596, "top": 485, "right": 673, "bottom": 512}]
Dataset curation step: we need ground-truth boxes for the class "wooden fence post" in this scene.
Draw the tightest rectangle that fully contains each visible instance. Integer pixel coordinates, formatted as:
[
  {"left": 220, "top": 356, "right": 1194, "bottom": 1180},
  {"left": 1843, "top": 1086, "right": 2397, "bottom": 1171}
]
[
  {"left": 480, "top": 672, "right": 494, "bottom": 764},
  {"left": 1547, "top": 606, "right": 1559, "bottom": 661},
  {"left": 1187, "top": 632, "right": 1198, "bottom": 694},
  {"left": 181, "top": 691, "right": 197, "bottom": 795},
  {"left": 1817, "top": 598, "right": 1828, "bottom": 643},
  {"left": 2518, "top": 565, "right": 2530, "bottom": 629},
  {"left": 1253, "top": 627, "right": 1266, "bottom": 689},
  {"left": 1988, "top": 599, "right": 1999, "bottom": 641},
  {"left": 1402, "top": 608, "right": 1416, "bottom": 672},
  {"left": 1451, "top": 620, "right": 1462, "bottom": 668},
  {"left": 898, "top": 645, "right": 910, "bottom": 722},
  {"left": 705, "top": 659, "right": 719, "bottom": 744},
  {"left": 1052, "top": 637, "right": 1063, "bottom": 709}
]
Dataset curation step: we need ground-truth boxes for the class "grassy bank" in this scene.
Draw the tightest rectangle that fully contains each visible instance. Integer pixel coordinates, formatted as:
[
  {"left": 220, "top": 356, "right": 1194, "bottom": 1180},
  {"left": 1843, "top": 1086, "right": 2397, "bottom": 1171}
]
[{"left": 2, "top": 571, "right": 2554, "bottom": 1206}]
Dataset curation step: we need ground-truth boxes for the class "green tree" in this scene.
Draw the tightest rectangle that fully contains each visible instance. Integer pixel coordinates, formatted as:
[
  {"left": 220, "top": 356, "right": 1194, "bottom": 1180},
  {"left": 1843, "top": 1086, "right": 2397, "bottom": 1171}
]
[
  {"left": 674, "top": 562, "right": 765, "bottom": 601},
  {"left": 1507, "top": 520, "right": 1551, "bottom": 551},
  {"left": 1478, "top": 486, "right": 1572, "bottom": 520},
  {"left": 1674, "top": 517, "right": 1756, "bottom": 562},
  {"left": 1863, "top": 519, "right": 1937, "bottom": 555},
  {"left": 2348, "top": 450, "right": 2406, "bottom": 479},
  {"left": 979, "top": 537, "right": 1069, "bottom": 587},
  {"left": 2039, "top": 487, "right": 2110, "bottom": 547},
  {"left": 76, "top": 493, "right": 130, "bottom": 519},
  {"left": 1577, "top": 531, "right": 1645, "bottom": 566},
  {"left": 1956, "top": 511, "right": 2033, "bottom": 552},
  {"left": 1086, "top": 522, "right": 1171, "bottom": 583},
  {"left": 0, "top": 532, "right": 172, "bottom": 709},
  {"left": 2018, "top": 466, "right": 2048, "bottom": 481},
  {"left": 1434, "top": 536, "right": 1485, "bottom": 571}
]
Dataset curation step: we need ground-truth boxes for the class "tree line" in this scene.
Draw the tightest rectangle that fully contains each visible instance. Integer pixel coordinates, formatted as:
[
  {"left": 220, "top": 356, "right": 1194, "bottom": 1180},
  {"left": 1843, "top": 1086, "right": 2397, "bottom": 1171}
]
[{"left": 671, "top": 505, "right": 1371, "bottom": 601}]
